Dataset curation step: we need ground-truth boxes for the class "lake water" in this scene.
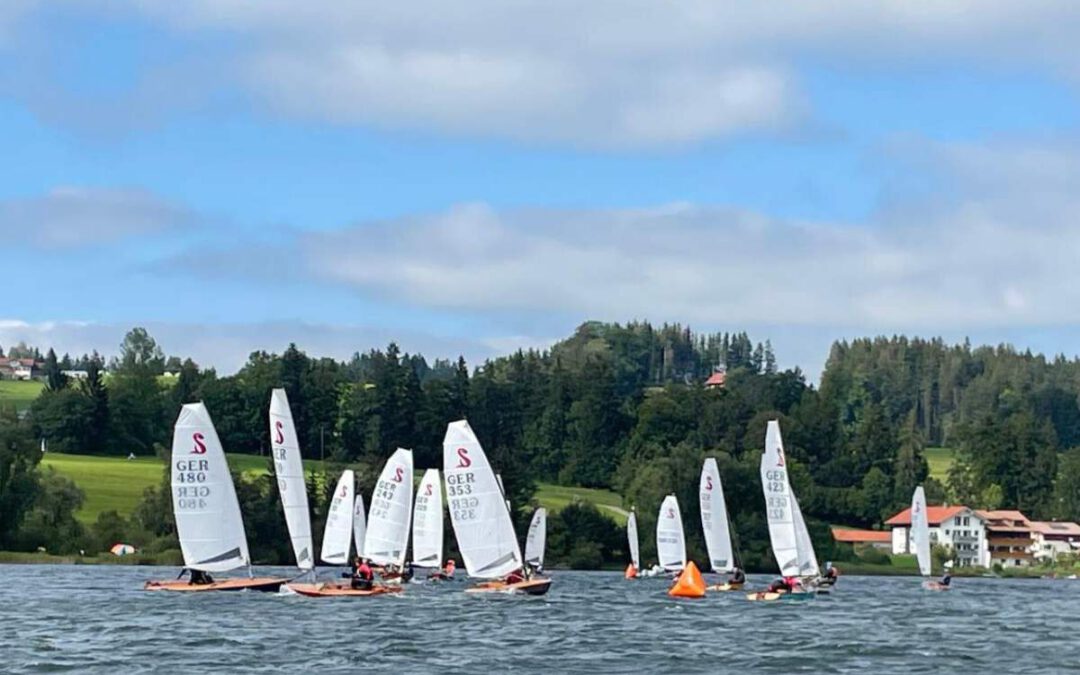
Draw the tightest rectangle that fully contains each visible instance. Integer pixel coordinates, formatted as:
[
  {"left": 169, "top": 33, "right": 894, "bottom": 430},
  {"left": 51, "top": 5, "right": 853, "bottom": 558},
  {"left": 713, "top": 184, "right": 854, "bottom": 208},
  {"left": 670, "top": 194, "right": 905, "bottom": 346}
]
[{"left": 2, "top": 566, "right": 1078, "bottom": 673}]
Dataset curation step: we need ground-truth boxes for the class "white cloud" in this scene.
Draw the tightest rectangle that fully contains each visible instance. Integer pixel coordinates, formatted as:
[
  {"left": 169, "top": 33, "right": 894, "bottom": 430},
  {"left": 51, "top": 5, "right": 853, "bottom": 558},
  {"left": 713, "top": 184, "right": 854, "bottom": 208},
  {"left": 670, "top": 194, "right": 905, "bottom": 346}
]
[
  {"left": 0, "top": 187, "right": 192, "bottom": 249},
  {"left": 49, "top": 1, "right": 1067, "bottom": 146}
]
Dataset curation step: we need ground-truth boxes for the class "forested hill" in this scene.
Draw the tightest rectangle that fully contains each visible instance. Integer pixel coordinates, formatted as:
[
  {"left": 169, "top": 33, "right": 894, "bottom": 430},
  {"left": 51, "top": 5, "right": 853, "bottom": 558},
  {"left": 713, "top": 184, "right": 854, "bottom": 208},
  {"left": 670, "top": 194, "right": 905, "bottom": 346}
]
[{"left": 3, "top": 323, "right": 1080, "bottom": 571}]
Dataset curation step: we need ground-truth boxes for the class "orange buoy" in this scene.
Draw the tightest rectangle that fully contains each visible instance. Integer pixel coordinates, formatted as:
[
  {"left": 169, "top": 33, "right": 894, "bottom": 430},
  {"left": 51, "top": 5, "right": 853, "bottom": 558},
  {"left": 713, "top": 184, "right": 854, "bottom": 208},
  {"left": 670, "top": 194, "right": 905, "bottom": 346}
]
[
  {"left": 668, "top": 561, "right": 706, "bottom": 598},
  {"left": 625, "top": 564, "right": 638, "bottom": 579}
]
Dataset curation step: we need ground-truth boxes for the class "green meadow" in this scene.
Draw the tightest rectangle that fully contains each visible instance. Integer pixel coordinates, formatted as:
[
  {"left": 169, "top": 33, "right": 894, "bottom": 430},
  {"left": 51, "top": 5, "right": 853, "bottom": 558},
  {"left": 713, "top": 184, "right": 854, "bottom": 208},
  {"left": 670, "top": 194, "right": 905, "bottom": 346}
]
[
  {"left": 0, "top": 380, "right": 44, "bottom": 411},
  {"left": 38, "top": 452, "right": 626, "bottom": 525},
  {"left": 925, "top": 446, "right": 955, "bottom": 482}
]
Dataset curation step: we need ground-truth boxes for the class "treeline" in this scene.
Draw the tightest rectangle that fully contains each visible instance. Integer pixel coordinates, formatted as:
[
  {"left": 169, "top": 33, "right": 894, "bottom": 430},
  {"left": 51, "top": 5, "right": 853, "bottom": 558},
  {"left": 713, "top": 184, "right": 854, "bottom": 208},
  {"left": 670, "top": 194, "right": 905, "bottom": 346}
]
[{"left": 4, "top": 324, "right": 1080, "bottom": 571}]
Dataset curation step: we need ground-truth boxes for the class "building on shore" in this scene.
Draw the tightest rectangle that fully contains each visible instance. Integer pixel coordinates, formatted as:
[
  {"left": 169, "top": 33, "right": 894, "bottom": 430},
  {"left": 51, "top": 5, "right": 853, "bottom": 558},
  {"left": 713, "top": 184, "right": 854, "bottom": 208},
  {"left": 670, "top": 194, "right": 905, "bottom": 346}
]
[
  {"left": 885, "top": 505, "right": 990, "bottom": 567},
  {"left": 1028, "top": 521, "right": 1080, "bottom": 561},
  {"left": 976, "top": 510, "right": 1035, "bottom": 567},
  {"left": 831, "top": 528, "right": 892, "bottom": 552}
]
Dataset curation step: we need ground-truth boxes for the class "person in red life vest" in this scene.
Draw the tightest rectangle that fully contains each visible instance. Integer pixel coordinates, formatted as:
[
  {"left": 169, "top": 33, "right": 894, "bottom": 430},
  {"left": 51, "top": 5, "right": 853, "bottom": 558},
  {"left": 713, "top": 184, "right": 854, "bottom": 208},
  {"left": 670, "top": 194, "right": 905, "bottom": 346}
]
[
  {"left": 443, "top": 559, "right": 456, "bottom": 578},
  {"left": 351, "top": 557, "right": 374, "bottom": 590},
  {"left": 504, "top": 568, "right": 525, "bottom": 585}
]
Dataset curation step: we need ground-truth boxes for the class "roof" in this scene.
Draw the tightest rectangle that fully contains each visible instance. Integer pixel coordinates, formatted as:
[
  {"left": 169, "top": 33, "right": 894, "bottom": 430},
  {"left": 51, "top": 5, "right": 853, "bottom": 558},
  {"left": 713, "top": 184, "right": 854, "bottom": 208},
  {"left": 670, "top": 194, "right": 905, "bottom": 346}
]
[
  {"left": 704, "top": 372, "right": 726, "bottom": 387},
  {"left": 1028, "top": 521, "right": 1080, "bottom": 536},
  {"left": 976, "top": 509, "right": 1030, "bottom": 524},
  {"left": 831, "top": 528, "right": 891, "bottom": 543},
  {"left": 885, "top": 505, "right": 972, "bottom": 526}
]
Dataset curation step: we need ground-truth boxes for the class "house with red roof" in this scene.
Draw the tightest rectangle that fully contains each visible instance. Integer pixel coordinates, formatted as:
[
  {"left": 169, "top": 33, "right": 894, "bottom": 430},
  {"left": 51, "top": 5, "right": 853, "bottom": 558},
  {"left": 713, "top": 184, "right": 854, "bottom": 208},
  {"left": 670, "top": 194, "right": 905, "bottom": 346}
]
[
  {"left": 977, "top": 510, "right": 1035, "bottom": 567},
  {"left": 885, "top": 504, "right": 989, "bottom": 567},
  {"left": 831, "top": 528, "right": 892, "bottom": 552},
  {"left": 704, "top": 370, "right": 726, "bottom": 389}
]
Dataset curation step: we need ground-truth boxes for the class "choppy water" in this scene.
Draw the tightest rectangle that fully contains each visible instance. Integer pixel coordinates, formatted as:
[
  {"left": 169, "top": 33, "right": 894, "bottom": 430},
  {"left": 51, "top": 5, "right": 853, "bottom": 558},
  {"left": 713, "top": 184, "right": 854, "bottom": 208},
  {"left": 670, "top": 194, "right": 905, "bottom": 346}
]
[{"left": 2, "top": 566, "right": 1079, "bottom": 673}]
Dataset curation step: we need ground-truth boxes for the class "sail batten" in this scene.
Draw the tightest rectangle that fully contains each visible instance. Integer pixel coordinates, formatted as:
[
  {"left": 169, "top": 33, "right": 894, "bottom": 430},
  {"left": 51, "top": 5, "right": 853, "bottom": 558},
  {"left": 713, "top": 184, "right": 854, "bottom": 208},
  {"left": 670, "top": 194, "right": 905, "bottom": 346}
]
[
  {"left": 656, "top": 495, "right": 686, "bottom": 572},
  {"left": 700, "top": 458, "right": 735, "bottom": 572},
  {"left": 364, "top": 448, "right": 415, "bottom": 568},
  {"left": 321, "top": 470, "right": 354, "bottom": 565},
  {"left": 269, "top": 389, "right": 313, "bottom": 570},
  {"left": 443, "top": 420, "right": 522, "bottom": 580},
  {"left": 171, "top": 403, "right": 250, "bottom": 573},
  {"left": 412, "top": 468, "right": 443, "bottom": 569}
]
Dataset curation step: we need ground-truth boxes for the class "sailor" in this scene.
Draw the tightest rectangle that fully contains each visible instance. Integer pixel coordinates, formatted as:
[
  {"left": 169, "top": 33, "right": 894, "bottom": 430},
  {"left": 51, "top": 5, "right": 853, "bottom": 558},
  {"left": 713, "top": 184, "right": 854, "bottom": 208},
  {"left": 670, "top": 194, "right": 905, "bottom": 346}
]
[
  {"left": 352, "top": 557, "right": 374, "bottom": 590},
  {"left": 443, "top": 559, "right": 456, "bottom": 578},
  {"left": 504, "top": 568, "right": 525, "bottom": 585},
  {"left": 728, "top": 566, "right": 747, "bottom": 586},
  {"left": 939, "top": 571, "right": 952, "bottom": 588},
  {"left": 188, "top": 568, "right": 213, "bottom": 586},
  {"left": 821, "top": 562, "right": 839, "bottom": 582}
]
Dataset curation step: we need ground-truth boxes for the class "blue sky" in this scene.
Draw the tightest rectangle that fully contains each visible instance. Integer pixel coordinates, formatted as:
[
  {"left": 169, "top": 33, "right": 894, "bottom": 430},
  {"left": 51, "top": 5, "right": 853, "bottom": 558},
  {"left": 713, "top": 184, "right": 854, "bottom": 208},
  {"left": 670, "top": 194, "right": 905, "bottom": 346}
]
[{"left": 4, "top": 2, "right": 1080, "bottom": 377}]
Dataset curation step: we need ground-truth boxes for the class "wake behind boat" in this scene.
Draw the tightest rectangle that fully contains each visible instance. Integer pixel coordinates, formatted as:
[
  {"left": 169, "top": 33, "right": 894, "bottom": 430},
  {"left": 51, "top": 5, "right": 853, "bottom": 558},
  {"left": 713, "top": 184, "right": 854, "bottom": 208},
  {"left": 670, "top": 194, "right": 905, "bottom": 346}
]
[
  {"left": 145, "top": 402, "right": 285, "bottom": 593},
  {"left": 444, "top": 420, "right": 551, "bottom": 596}
]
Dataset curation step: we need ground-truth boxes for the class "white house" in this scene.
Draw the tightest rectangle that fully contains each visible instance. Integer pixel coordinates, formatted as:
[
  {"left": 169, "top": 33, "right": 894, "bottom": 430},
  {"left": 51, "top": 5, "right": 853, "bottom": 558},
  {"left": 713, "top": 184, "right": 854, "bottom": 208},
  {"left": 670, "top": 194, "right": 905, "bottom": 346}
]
[
  {"left": 886, "top": 504, "right": 990, "bottom": 568},
  {"left": 1028, "top": 521, "right": 1080, "bottom": 562}
]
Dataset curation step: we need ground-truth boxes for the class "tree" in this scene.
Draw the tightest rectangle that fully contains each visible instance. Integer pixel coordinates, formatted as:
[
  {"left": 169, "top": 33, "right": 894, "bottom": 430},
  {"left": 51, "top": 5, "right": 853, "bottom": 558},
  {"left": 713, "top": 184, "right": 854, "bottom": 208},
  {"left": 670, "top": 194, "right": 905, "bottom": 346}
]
[
  {"left": 0, "top": 410, "right": 41, "bottom": 548},
  {"left": 42, "top": 348, "right": 67, "bottom": 392},
  {"left": 14, "top": 469, "right": 86, "bottom": 554},
  {"left": 118, "top": 327, "right": 165, "bottom": 375},
  {"left": 1053, "top": 448, "right": 1080, "bottom": 521}
]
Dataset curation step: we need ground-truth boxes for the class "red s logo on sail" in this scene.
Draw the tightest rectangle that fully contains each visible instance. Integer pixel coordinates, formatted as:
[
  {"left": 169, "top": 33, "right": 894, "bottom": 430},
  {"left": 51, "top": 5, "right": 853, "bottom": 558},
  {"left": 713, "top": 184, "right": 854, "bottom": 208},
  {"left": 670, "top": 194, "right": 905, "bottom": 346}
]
[
  {"left": 339, "top": 483, "right": 348, "bottom": 497},
  {"left": 425, "top": 484, "right": 433, "bottom": 496},
  {"left": 394, "top": 467, "right": 404, "bottom": 483},
  {"left": 667, "top": 508, "right": 675, "bottom": 519},
  {"left": 274, "top": 420, "right": 284, "bottom": 445},
  {"left": 776, "top": 447, "right": 786, "bottom": 467},
  {"left": 456, "top": 448, "right": 471, "bottom": 468},
  {"left": 192, "top": 432, "right": 207, "bottom": 454},
  {"left": 705, "top": 476, "right": 713, "bottom": 491}
]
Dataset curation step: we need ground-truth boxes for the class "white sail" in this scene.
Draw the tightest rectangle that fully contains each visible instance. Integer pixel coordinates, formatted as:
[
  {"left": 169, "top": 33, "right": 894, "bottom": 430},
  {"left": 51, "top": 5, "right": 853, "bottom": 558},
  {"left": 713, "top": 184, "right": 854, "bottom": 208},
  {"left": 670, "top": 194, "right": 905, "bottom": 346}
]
[
  {"left": 320, "top": 470, "right": 354, "bottom": 565},
  {"left": 761, "top": 420, "right": 800, "bottom": 577},
  {"left": 700, "top": 458, "right": 735, "bottom": 573},
  {"left": 269, "top": 389, "right": 313, "bottom": 571},
  {"left": 524, "top": 507, "right": 547, "bottom": 566},
  {"left": 171, "top": 402, "right": 250, "bottom": 572},
  {"left": 363, "top": 448, "right": 415, "bottom": 567},
  {"left": 911, "top": 485, "right": 931, "bottom": 577},
  {"left": 627, "top": 510, "right": 640, "bottom": 570},
  {"left": 412, "top": 468, "right": 443, "bottom": 569},
  {"left": 656, "top": 494, "right": 686, "bottom": 572},
  {"left": 791, "top": 492, "right": 820, "bottom": 578},
  {"left": 353, "top": 493, "right": 367, "bottom": 558},
  {"left": 443, "top": 420, "right": 523, "bottom": 579}
]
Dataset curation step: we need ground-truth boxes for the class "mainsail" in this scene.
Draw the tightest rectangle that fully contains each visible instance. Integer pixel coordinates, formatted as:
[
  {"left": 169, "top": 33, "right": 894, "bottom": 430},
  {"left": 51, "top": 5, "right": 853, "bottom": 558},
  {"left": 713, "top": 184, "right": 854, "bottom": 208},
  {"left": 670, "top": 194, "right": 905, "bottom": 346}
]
[
  {"left": 269, "top": 389, "right": 313, "bottom": 570},
  {"left": 321, "top": 470, "right": 354, "bottom": 565},
  {"left": 911, "top": 485, "right": 931, "bottom": 577},
  {"left": 700, "top": 457, "right": 735, "bottom": 573},
  {"left": 412, "top": 468, "right": 443, "bottom": 569},
  {"left": 171, "top": 402, "right": 249, "bottom": 572},
  {"left": 353, "top": 494, "right": 367, "bottom": 559},
  {"left": 524, "top": 507, "right": 547, "bottom": 567},
  {"left": 627, "top": 509, "right": 640, "bottom": 570},
  {"left": 363, "top": 448, "right": 415, "bottom": 567},
  {"left": 761, "top": 420, "right": 800, "bottom": 577},
  {"left": 443, "top": 420, "right": 523, "bottom": 579},
  {"left": 656, "top": 494, "right": 686, "bottom": 572}
]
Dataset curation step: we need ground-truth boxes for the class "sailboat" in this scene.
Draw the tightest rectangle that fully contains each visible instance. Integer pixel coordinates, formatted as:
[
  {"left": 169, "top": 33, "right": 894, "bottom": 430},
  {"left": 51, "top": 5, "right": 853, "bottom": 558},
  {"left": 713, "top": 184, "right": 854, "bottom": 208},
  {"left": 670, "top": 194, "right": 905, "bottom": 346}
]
[
  {"left": 656, "top": 494, "right": 686, "bottom": 576},
  {"left": 912, "top": 486, "right": 947, "bottom": 591},
  {"left": 747, "top": 420, "right": 814, "bottom": 601},
  {"left": 145, "top": 403, "right": 285, "bottom": 592},
  {"left": 443, "top": 420, "right": 551, "bottom": 595},
  {"left": 524, "top": 507, "right": 546, "bottom": 573},
  {"left": 700, "top": 458, "right": 743, "bottom": 591},
  {"left": 269, "top": 389, "right": 314, "bottom": 573},
  {"left": 289, "top": 469, "right": 402, "bottom": 597},
  {"left": 412, "top": 468, "right": 448, "bottom": 580},
  {"left": 625, "top": 508, "right": 641, "bottom": 579},
  {"left": 364, "top": 448, "right": 415, "bottom": 582}
]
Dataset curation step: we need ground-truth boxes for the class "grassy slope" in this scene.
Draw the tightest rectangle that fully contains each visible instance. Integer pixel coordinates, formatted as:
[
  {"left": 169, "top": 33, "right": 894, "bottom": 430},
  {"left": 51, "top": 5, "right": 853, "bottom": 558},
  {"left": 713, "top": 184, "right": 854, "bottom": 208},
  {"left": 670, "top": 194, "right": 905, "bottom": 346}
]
[
  {"left": 0, "top": 380, "right": 44, "bottom": 411},
  {"left": 39, "top": 452, "right": 627, "bottom": 525},
  {"left": 925, "top": 446, "right": 955, "bottom": 482}
]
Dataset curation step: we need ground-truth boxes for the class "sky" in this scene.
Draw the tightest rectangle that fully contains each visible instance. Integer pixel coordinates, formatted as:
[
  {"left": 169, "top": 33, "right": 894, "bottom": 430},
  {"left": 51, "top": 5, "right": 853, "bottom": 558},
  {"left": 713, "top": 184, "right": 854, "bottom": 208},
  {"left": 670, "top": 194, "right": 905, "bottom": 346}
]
[{"left": 4, "top": 2, "right": 1080, "bottom": 379}]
